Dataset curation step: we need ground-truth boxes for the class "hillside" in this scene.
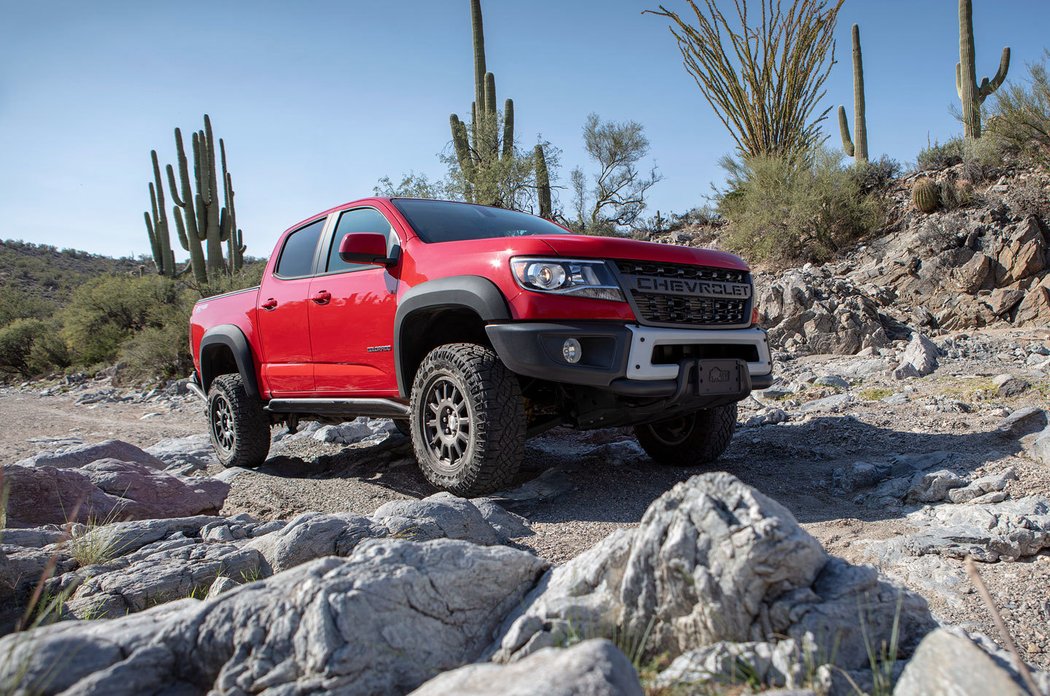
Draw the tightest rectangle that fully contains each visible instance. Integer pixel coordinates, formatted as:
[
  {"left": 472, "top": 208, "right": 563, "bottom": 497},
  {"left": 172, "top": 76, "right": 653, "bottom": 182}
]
[{"left": 0, "top": 240, "right": 145, "bottom": 303}]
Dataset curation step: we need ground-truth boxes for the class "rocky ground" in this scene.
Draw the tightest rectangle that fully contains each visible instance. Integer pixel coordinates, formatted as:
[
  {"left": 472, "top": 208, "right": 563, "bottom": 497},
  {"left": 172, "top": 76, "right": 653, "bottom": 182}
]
[{"left": 1, "top": 166, "right": 1049, "bottom": 693}]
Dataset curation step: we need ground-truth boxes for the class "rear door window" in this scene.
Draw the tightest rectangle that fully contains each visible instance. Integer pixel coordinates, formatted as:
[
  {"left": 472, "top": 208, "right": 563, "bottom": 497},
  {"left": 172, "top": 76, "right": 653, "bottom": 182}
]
[{"left": 275, "top": 218, "right": 326, "bottom": 278}]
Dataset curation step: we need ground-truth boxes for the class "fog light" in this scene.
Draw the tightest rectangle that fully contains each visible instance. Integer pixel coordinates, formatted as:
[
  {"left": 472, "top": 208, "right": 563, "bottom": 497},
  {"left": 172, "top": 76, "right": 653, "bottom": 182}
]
[{"left": 562, "top": 338, "right": 582, "bottom": 364}]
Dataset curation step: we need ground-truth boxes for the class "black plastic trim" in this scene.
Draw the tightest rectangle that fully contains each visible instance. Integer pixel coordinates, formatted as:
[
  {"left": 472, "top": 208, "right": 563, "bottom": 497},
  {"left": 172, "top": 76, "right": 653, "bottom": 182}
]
[
  {"left": 750, "top": 372, "right": 774, "bottom": 390},
  {"left": 198, "top": 325, "right": 261, "bottom": 399},
  {"left": 393, "top": 276, "right": 511, "bottom": 396},
  {"left": 485, "top": 322, "right": 631, "bottom": 387},
  {"left": 264, "top": 398, "right": 409, "bottom": 418}
]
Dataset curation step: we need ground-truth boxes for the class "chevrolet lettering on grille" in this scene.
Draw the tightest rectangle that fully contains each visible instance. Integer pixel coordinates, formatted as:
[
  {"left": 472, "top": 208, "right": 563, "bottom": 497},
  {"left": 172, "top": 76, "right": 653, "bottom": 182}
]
[{"left": 627, "top": 276, "right": 753, "bottom": 300}]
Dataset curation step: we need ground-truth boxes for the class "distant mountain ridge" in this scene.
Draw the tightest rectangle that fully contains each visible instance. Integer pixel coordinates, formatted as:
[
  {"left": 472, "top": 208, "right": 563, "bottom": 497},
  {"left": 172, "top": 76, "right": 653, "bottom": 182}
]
[{"left": 0, "top": 239, "right": 147, "bottom": 305}]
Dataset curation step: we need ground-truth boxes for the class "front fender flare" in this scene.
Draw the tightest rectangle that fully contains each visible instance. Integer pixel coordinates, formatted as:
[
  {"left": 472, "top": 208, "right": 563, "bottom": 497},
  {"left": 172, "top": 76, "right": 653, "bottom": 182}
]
[
  {"left": 199, "top": 324, "right": 261, "bottom": 399},
  {"left": 394, "top": 276, "right": 511, "bottom": 396}
]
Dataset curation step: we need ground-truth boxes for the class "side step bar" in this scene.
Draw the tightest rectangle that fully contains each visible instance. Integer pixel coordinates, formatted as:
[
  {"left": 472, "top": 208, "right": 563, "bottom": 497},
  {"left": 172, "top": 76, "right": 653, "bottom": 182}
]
[{"left": 264, "top": 398, "right": 410, "bottom": 419}]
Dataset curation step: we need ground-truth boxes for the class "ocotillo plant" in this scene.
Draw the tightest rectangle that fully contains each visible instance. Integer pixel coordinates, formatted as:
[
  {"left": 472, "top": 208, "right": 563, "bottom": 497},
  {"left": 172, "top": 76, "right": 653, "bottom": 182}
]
[
  {"left": 154, "top": 114, "right": 243, "bottom": 283},
  {"left": 449, "top": 0, "right": 514, "bottom": 205},
  {"left": 956, "top": 0, "right": 1009, "bottom": 139},
  {"left": 838, "top": 24, "right": 868, "bottom": 163},
  {"left": 534, "top": 144, "right": 552, "bottom": 219},
  {"left": 143, "top": 150, "right": 176, "bottom": 276}
]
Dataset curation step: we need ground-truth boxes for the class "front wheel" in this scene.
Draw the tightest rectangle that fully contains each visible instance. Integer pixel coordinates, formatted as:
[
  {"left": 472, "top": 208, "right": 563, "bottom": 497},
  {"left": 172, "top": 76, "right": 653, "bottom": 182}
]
[
  {"left": 409, "top": 343, "right": 525, "bottom": 496},
  {"left": 634, "top": 404, "right": 737, "bottom": 467},
  {"left": 208, "top": 373, "right": 271, "bottom": 469}
]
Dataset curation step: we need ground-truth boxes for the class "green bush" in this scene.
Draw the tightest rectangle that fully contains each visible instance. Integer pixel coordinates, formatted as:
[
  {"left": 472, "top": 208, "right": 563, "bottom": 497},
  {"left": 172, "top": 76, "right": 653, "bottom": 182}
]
[
  {"left": 849, "top": 156, "right": 901, "bottom": 194},
  {"left": 916, "top": 138, "right": 964, "bottom": 171},
  {"left": 988, "top": 53, "right": 1050, "bottom": 166},
  {"left": 59, "top": 275, "right": 181, "bottom": 366},
  {"left": 0, "top": 319, "right": 69, "bottom": 378},
  {"left": 717, "top": 148, "right": 883, "bottom": 264},
  {"left": 959, "top": 134, "right": 1009, "bottom": 182},
  {"left": 117, "top": 304, "right": 194, "bottom": 383}
]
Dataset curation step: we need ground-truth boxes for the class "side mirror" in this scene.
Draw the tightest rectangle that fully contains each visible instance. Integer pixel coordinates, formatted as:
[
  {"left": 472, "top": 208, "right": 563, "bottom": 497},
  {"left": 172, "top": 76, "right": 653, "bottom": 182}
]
[{"left": 338, "top": 233, "right": 394, "bottom": 265}]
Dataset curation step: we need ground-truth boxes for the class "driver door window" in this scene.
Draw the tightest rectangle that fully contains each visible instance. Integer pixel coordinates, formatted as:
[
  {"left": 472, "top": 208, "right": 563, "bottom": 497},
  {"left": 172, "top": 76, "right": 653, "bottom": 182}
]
[{"left": 325, "top": 208, "right": 397, "bottom": 274}]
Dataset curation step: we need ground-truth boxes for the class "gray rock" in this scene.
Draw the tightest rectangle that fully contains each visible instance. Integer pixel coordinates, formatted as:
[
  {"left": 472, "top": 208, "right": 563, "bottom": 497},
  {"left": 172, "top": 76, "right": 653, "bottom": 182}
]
[
  {"left": 906, "top": 469, "right": 968, "bottom": 503},
  {"left": 14, "top": 439, "right": 165, "bottom": 470},
  {"left": 800, "top": 393, "right": 853, "bottom": 413},
  {"left": 312, "top": 417, "right": 391, "bottom": 445},
  {"left": 838, "top": 358, "right": 891, "bottom": 379},
  {"left": 1027, "top": 426, "right": 1050, "bottom": 466},
  {"left": 0, "top": 526, "right": 70, "bottom": 548},
  {"left": 205, "top": 575, "right": 240, "bottom": 600},
  {"left": 745, "top": 407, "right": 790, "bottom": 427},
  {"left": 893, "top": 629, "right": 1027, "bottom": 696},
  {"left": 247, "top": 494, "right": 508, "bottom": 574},
  {"left": 64, "top": 542, "right": 264, "bottom": 618},
  {"left": 893, "top": 334, "right": 939, "bottom": 379},
  {"left": 1, "top": 461, "right": 229, "bottom": 526},
  {"left": 655, "top": 639, "right": 808, "bottom": 691},
  {"left": 145, "top": 434, "right": 217, "bottom": 472},
  {"left": 814, "top": 375, "right": 850, "bottom": 390},
  {"left": 996, "top": 407, "right": 1048, "bottom": 438},
  {"left": 471, "top": 499, "right": 533, "bottom": 539},
  {"left": 411, "top": 639, "right": 643, "bottom": 696},
  {"left": 832, "top": 461, "right": 891, "bottom": 493},
  {"left": 867, "top": 496, "right": 1050, "bottom": 563},
  {"left": 483, "top": 467, "right": 574, "bottom": 508},
  {"left": 946, "top": 468, "right": 1017, "bottom": 504},
  {"left": 993, "top": 374, "right": 1030, "bottom": 398},
  {"left": 2, "top": 540, "right": 548, "bottom": 695}
]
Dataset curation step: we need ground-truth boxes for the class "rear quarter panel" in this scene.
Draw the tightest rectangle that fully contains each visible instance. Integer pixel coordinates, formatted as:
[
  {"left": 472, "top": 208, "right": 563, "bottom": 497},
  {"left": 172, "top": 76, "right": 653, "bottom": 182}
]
[{"left": 190, "top": 287, "right": 261, "bottom": 376}]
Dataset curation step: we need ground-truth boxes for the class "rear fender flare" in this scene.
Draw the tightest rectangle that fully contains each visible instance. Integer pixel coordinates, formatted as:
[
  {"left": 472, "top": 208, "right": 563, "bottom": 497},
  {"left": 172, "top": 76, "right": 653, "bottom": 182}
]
[{"left": 199, "top": 325, "right": 261, "bottom": 399}]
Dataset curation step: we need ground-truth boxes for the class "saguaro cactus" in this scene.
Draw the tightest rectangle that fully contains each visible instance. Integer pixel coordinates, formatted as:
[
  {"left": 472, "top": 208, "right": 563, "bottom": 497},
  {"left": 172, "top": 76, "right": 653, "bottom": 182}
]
[
  {"left": 956, "top": 0, "right": 1009, "bottom": 139},
  {"left": 534, "top": 144, "right": 552, "bottom": 219},
  {"left": 838, "top": 24, "right": 868, "bottom": 163},
  {"left": 449, "top": 0, "right": 515, "bottom": 205},
  {"left": 143, "top": 150, "right": 176, "bottom": 276},
  {"left": 155, "top": 114, "right": 244, "bottom": 284}
]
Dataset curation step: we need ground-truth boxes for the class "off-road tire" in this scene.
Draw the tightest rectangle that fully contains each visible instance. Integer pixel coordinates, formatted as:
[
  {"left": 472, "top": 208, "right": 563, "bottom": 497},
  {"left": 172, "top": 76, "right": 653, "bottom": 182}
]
[
  {"left": 634, "top": 403, "right": 737, "bottom": 466},
  {"left": 409, "top": 343, "right": 525, "bottom": 496},
  {"left": 207, "top": 373, "right": 271, "bottom": 469}
]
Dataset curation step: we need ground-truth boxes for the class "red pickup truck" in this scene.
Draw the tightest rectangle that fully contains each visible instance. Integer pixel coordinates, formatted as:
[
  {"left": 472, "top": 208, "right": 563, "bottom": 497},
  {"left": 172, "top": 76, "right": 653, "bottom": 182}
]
[{"left": 189, "top": 198, "right": 772, "bottom": 496}]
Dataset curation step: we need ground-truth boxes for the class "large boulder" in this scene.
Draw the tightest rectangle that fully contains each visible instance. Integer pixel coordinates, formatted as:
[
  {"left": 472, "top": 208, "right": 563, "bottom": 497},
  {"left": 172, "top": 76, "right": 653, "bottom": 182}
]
[
  {"left": 410, "top": 639, "right": 643, "bottom": 696},
  {"left": 893, "top": 629, "right": 1031, "bottom": 696},
  {"left": 490, "top": 473, "right": 933, "bottom": 673},
  {"left": 893, "top": 333, "right": 939, "bottom": 379},
  {"left": 14, "top": 439, "right": 165, "bottom": 470},
  {"left": 0, "top": 540, "right": 548, "bottom": 695},
  {"left": 1, "top": 461, "right": 229, "bottom": 526},
  {"left": 145, "top": 434, "right": 217, "bottom": 473}
]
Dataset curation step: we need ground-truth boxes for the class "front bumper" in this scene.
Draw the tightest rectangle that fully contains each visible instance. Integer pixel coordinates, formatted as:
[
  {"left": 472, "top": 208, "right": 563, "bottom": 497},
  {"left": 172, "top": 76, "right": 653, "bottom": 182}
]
[{"left": 485, "top": 321, "right": 773, "bottom": 398}]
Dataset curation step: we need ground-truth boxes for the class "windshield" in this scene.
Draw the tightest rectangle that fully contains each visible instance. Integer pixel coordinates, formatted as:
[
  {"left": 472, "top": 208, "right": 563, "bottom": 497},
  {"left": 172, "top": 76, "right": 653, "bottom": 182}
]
[{"left": 392, "top": 199, "right": 569, "bottom": 243}]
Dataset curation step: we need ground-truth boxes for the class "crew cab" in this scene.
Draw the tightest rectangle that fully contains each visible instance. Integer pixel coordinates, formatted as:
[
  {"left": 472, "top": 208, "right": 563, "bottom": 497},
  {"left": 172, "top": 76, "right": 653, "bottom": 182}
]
[{"left": 189, "top": 198, "right": 772, "bottom": 496}]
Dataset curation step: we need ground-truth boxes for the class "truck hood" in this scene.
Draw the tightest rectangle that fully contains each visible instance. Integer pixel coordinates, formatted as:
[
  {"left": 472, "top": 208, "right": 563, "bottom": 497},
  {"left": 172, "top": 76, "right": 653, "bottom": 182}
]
[{"left": 533, "top": 235, "right": 749, "bottom": 271}]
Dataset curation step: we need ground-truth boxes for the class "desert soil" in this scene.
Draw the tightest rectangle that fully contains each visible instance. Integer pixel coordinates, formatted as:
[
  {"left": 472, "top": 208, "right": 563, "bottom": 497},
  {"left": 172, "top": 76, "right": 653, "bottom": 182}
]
[{"left": 2, "top": 326, "right": 1048, "bottom": 668}]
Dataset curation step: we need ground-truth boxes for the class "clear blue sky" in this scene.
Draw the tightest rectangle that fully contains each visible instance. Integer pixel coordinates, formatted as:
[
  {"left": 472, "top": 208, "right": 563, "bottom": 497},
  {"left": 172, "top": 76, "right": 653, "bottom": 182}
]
[{"left": 1, "top": 0, "right": 1047, "bottom": 260}]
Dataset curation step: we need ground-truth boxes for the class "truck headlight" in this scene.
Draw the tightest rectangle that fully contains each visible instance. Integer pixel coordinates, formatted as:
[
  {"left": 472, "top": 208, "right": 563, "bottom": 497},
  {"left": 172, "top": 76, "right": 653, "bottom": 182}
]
[{"left": 510, "top": 258, "right": 624, "bottom": 301}]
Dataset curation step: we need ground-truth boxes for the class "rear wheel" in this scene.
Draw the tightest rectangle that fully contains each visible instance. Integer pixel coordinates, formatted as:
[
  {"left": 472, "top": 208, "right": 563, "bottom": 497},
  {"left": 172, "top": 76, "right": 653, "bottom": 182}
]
[
  {"left": 634, "top": 404, "right": 737, "bottom": 466},
  {"left": 208, "top": 373, "right": 271, "bottom": 469},
  {"left": 409, "top": 343, "right": 525, "bottom": 496}
]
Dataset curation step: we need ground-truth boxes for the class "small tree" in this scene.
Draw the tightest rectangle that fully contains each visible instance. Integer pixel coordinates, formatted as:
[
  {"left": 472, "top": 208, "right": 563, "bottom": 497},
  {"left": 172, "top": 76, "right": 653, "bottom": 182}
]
[
  {"left": 647, "top": 0, "right": 844, "bottom": 159},
  {"left": 570, "top": 114, "right": 661, "bottom": 234}
]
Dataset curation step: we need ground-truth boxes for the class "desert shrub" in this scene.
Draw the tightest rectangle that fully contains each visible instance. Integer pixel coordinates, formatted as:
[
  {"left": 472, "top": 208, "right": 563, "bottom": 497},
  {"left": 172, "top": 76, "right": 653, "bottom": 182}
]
[
  {"left": 939, "top": 179, "right": 976, "bottom": 211},
  {"left": 717, "top": 148, "right": 883, "bottom": 264},
  {"left": 0, "top": 319, "right": 68, "bottom": 378},
  {"left": 987, "top": 53, "right": 1050, "bottom": 166},
  {"left": 0, "top": 287, "right": 52, "bottom": 326},
  {"left": 849, "top": 156, "right": 902, "bottom": 193},
  {"left": 916, "top": 138, "right": 964, "bottom": 171},
  {"left": 959, "top": 134, "right": 1009, "bottom": 182},
  {"left": 59, "top": 275, "right": 181, "bottom": 366},
  {"left": 117, "top": 300, "right": 194, "bottom": 384}
]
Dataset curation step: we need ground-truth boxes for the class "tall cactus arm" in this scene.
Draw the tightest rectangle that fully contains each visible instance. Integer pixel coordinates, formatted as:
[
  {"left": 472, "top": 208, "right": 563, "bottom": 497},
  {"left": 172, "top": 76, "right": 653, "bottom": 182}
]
[
  {"left": 956, "top": 62, "right": 964, "bottom": 99},
  {"left": 838, "top": 106, "right": 855, "bottom": 158},
  {"left": 534, "top": 144, "right": 552, "bottom": 219},
  {"left": 484, "top": 72, "right": 497, "bottom": 120},
  {"left": 144, "top": 210, "right": 161, "bottom": 267},
  {"left": 470, "top": 0, "right": 487, "bottom": 115},
  {"left": 502, "top": 98, "right": 514, "bottom": 159},
  {"left": 451, "top": 114, "right": 472, "bottom": 171},
  {"left": 173, "top": 205, "right": 189, "bottom": 251},
  {"left": 978, "top": 47, "right": 1011, "bottom": 101}
]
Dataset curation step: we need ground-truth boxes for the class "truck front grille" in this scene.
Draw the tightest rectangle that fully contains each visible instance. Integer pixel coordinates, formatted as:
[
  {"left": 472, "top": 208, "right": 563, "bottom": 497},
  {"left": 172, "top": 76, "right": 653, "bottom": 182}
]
[{"left": 615, "top": 260, "right": 752, "bottom": 328}]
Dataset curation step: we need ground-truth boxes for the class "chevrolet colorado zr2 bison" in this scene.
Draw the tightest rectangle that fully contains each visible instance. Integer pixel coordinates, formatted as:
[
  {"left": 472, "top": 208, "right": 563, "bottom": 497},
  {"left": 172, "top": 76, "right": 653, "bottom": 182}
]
[{"left": 189, "top": 198, "right": 772, "bottom": 497}]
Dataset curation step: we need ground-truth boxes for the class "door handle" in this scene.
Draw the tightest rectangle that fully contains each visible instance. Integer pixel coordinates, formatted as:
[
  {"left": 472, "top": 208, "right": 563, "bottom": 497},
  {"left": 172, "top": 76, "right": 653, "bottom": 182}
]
[
  {"left": 261, "top": 298, "right": 278, "bottom": 311},
  {"left": 311, "top": 290, "right": 332, "bottom": 305}
]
